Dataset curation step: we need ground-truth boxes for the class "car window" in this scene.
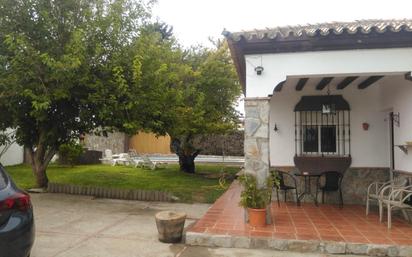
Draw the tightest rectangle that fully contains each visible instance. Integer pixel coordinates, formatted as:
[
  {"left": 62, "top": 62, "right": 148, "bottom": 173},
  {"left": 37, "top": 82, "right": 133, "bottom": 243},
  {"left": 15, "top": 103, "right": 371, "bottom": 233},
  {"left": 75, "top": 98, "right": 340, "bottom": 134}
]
[{"left": 0, "top": 167, "right": 7, "bottom": 190}]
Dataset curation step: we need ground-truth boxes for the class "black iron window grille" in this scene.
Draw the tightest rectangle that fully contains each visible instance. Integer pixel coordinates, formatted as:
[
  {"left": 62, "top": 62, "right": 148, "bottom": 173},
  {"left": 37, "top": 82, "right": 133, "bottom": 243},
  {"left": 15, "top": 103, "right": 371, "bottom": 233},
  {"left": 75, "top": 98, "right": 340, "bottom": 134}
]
[{"left": 294, "top": 95, "right": 351, "bottom": 157}]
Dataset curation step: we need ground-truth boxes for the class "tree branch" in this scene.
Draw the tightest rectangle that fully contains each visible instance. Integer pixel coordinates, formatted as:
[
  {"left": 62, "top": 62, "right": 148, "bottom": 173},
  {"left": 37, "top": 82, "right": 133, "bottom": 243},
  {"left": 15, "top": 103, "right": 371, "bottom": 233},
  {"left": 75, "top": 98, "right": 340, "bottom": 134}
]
[{"left": 44, "top": 148, "right": 56, "bottom": 167}]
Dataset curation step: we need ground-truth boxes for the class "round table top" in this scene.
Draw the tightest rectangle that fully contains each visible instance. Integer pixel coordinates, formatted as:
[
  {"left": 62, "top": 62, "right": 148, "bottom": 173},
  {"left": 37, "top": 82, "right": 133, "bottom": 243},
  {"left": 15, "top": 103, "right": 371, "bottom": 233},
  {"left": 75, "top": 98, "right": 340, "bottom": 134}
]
[{"left": 294, "top": 172, "right": 321, "bottom": 177}]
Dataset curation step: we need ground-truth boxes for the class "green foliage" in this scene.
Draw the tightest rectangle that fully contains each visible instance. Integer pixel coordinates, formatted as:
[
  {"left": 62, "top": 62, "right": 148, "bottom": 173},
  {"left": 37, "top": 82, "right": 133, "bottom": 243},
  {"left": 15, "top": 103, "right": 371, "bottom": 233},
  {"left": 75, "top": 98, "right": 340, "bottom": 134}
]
[
  {"left": 58, "top": 142, "right": 84, "bottom": 166},
  {"left": 0, "top": 0, "right": 153, "bottom": 186},
  {"left": 271, "top": 171, "right": 281, "bottom": 189},
  {"left": 128, "top": 26, "right": 242, "bottom": 172},
  {"left": 238, "top": 174, "right": 273, "bottom": 209}
]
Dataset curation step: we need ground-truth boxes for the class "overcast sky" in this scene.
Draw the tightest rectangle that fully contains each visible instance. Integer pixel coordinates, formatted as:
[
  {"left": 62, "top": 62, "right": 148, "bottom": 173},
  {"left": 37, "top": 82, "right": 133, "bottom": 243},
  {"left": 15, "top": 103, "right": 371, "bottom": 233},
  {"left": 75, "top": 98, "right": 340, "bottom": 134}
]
[{"left": 153, "top": 0, "right": 412, "bottom": 47}]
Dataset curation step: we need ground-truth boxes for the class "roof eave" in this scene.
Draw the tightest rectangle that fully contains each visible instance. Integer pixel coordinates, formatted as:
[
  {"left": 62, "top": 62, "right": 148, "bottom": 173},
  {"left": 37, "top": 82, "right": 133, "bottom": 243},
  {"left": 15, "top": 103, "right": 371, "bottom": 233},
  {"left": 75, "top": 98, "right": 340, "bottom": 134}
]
[{"left": 224, "top": 29, "right": 412, "bottom": 97}]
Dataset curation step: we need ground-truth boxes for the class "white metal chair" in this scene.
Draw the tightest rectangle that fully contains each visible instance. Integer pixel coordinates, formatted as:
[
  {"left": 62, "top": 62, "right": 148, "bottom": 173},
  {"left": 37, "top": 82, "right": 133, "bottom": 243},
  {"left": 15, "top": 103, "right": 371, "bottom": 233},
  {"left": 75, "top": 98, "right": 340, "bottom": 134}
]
[
  {"left": 127, "top": 149, "right": 143, "bottom": 167},
  {"left": 99, "top": 149, "right": 116, "bottom": 166},
  {"left": 140, "top": 155, "right": 167, "bottom": 170},
  {"left": 113, "top": 153, "right": 132, "bottom": 166},
  {"left": 379, "top": 185, "right": 412, "bottom": 229},
  {"left": 366, "top": 177, "right": 408, "bottom": 215},
  {"left": 99, "top": 150, "right": 130, "bottom": 166}
]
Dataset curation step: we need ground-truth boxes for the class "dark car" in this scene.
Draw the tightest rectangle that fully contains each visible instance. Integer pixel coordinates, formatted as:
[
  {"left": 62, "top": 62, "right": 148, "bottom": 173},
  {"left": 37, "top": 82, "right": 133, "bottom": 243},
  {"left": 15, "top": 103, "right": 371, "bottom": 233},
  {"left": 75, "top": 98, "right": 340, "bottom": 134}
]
[{"left": 0, "top": 164, "right": 34, "bottom": 257}]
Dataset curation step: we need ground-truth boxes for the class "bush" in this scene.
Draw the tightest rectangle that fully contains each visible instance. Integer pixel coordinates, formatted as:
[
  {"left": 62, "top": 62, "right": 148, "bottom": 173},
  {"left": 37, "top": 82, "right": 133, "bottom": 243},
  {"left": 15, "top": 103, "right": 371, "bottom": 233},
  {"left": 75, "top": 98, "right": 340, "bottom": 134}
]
[
  {"left": 58, "top": 142, "right": 84, "bottom": 166},
  {"left": 238, "top": 174, "right": 273, "bottom": 209}
]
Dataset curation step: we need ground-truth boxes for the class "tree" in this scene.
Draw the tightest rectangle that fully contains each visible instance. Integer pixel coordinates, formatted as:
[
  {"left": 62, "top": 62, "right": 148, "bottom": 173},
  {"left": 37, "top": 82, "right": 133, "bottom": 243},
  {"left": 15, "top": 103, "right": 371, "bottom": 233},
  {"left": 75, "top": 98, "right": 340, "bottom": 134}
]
[
  {"left": 130, "top": 30, "right": 241, "bottom": 173},
  {"left": 0, "top": 0, "right": 153, "bottom": 187},
  {"left": 168, "top": 41, "right": 241, "bottom": 173}
]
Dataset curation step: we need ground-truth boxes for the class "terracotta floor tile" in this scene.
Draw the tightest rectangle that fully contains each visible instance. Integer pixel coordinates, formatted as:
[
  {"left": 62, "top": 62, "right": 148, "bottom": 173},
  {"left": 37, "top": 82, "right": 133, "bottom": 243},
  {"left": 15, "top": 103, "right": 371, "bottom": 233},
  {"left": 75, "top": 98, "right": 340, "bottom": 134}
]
[
  {"left": 296, "top": 234, "right": 321, "bottom": 240},
  {"left": 253, "top": 225, "right": 275, "bottom": 232},
  {"left": 320, "top": 235, "right": 345, "bottom": 242},
  {"left": 337, "top": 230, "right": 363, "bottom": 237},
  {"left": 343, "top": 236, "right": 369, "bottom": 243},
  {"left": 191, "top": 181, "right": 412, "bottom": 247},
  {"left": 206, "top": 228, "right": 228, "bottom": 235},
  {"left": 273, "top": 232, "right": 296, "bottom": 239},
  {"left": 275, "top": 227, "right": 296, "bottom": 233},
  {"left": 392, "top": 239, "right": 412, "bottom": 246},
  {"left": 316, "top": 228, "right": 339, "bottom": 234},
  {"left": 215, "top": 224, "right": 234, "bottom": 230},
  {"left": 227, "top": 229, "right": 250, "bottom": 237},
  {"left": 295, "top": 228, "right": 318, "bottom": 235},
  {"left": 196, "top": 221, "right": 216, "bottom": 227},
  {"left": 189, "top": 226, "right": 207, "bottom": 233},
  {"left": 250, "top": 230, "right": 273, "bottom": 238},
  {"left": 367, "top": 237, "right": 394, "bottom": 245}
]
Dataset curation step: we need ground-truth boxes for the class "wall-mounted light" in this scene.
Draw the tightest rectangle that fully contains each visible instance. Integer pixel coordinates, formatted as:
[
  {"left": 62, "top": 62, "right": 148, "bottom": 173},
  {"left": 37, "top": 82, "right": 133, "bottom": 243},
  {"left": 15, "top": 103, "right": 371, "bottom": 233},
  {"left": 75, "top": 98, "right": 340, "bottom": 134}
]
[
  {"left": 393, "top": 112, "right": 400, "bottom": 127},
  {"left": 322, "top": 104, "right": 336, "bottom": 115},
  {"left": 273, "top": 124, "right": 278, "bottom": 132},
  {"left": 362, "top": 122, "right": 369, "bottom": 131},
  {"left": 254, "top": 66, "right": 264, "bottom": 75}
]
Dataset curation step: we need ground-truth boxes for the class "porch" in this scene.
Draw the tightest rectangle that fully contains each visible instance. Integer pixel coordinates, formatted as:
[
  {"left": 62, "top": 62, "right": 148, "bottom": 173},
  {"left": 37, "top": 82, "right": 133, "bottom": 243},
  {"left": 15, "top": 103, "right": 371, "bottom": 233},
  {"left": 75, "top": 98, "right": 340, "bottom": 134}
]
[{"left": 186, "top": 182, "right": 412, "bottom": 256}]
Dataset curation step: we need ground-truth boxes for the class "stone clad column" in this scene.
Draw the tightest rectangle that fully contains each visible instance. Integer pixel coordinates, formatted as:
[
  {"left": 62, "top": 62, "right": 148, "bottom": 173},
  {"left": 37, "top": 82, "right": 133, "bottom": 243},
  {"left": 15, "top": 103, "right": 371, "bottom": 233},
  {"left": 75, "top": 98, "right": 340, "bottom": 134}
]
[
  {"left": 244, "top": 97, "right": 270, "bottom": 186},
  {"left": 244, "top": 97, "right": 271, "bottom": 224}
]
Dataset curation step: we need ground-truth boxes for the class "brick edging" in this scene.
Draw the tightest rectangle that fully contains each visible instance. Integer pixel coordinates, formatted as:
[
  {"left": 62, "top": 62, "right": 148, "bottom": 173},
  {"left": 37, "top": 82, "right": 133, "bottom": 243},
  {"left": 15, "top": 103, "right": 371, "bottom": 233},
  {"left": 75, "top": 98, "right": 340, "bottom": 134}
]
[
  {"left": 47, "top": 183, "right": 174, "bottom": 202},
  {"left": 185, "top": 232, "right": 412, "bottom": 256}
]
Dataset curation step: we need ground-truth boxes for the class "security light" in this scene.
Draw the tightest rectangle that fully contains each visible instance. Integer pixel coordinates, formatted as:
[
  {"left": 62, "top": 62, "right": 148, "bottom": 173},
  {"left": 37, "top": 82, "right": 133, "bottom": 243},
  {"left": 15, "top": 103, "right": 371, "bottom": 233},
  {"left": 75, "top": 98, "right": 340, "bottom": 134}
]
[{"left": 254, "top": 66, "right": 264, "bottom": 75}]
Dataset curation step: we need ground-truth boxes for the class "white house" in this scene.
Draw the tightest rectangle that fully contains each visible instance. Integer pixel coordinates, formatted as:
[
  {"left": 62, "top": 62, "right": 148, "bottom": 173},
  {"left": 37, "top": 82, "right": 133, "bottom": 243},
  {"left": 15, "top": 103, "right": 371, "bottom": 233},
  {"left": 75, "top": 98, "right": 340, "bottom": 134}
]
[
  {"left": 224, "top": 19, "right": 412, "bottom": 204},
  {"left": 0, "top": 129, "right": 24, "bottom": 166}
]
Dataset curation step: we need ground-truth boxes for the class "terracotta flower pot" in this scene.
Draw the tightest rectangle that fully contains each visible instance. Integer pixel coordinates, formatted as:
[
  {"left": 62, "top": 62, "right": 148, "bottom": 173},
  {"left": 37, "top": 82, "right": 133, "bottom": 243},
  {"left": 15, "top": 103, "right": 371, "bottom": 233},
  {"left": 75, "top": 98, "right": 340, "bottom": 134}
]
[{"left": 248, "top": 208, "right": 266, "bottom": 227}]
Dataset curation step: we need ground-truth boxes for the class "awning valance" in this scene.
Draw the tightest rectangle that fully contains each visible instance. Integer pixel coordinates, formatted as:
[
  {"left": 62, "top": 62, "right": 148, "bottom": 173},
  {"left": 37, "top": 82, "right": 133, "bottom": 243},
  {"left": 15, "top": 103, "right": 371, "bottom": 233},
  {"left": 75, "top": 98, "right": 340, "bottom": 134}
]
[{"left": 294, "top": 95, "right": 350, "bottom": 112}]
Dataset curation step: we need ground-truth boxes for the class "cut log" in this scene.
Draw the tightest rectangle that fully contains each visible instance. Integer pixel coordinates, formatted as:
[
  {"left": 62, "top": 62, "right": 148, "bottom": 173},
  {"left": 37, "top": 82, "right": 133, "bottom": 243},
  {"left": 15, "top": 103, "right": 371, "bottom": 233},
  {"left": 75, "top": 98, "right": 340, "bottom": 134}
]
[{"left": 155, "top": 211, "right": 186, "bottom": 243}]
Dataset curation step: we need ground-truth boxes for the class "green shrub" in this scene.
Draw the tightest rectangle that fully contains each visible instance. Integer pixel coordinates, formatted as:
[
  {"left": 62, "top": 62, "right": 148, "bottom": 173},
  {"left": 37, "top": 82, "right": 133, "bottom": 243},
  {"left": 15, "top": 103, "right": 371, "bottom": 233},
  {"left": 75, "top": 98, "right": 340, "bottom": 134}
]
[
  {"left": 58, "top": 142, "right": 84, "bottom": 166},
  {"left": 238, "top": 173, "right": 276, "bottom": 209}
]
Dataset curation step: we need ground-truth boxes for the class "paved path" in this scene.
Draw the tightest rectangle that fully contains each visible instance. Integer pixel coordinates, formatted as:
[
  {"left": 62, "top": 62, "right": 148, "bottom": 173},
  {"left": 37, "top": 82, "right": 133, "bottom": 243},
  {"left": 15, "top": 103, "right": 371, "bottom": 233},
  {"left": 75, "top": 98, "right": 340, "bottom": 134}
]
[{"left": 30, "top": 193, "right": 365, "bottom": 257}]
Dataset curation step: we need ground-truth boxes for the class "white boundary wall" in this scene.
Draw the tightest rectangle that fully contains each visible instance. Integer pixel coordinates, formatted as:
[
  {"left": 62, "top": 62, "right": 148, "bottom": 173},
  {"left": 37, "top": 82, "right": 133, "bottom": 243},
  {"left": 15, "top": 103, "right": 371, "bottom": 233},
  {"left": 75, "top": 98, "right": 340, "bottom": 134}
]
[{"left": 0, "top": 129, "right": 24, "bottom": 166}]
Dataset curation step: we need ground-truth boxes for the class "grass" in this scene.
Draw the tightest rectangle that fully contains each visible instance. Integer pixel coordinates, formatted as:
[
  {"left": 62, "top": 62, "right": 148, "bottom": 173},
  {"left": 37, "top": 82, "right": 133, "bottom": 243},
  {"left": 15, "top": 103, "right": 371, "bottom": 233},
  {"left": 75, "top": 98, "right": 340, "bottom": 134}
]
[{"left": 5, "top": 163, "right": 240, "bottom": 203}]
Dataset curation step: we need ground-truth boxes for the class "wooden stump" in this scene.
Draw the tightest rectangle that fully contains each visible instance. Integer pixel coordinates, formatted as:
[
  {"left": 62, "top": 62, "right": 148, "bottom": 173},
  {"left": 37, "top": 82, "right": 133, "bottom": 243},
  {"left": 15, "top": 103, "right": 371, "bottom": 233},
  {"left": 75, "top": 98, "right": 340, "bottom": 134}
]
[{"left": 155, "top": 211, "right": 186, "bottom": 243}]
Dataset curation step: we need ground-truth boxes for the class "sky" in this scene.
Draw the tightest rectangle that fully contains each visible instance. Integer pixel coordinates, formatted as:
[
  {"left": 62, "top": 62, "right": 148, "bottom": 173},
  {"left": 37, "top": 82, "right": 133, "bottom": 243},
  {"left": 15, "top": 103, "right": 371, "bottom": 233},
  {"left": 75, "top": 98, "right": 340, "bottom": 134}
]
[
  {"left": 152, "top": 0, "right": 412, "bottom": 47},
  {"left": 152, "top": 0, "right": 412, "bottom": 114}
]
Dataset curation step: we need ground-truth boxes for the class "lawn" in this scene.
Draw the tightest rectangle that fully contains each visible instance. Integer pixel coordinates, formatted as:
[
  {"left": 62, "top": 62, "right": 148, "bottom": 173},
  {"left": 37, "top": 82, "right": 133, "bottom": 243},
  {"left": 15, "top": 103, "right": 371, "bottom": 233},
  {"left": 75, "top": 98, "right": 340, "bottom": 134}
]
[{"left": 5, "top": 164, "right": 240, "bottom": 203}]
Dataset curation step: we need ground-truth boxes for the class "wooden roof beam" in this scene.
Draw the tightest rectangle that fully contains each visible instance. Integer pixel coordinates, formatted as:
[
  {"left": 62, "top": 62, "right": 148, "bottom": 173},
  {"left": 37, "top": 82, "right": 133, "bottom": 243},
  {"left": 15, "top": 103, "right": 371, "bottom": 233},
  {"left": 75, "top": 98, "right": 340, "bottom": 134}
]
[
  {"left": 295, "top": 78, "right": 309, "bottom": 91},
  {"left": 405, "top": 72, "right": 412, "bottom": 81},
  {"left": 273, "top": 80, "right": 286, "bottom": 92},
  {"left": 316, "top": 77, "right": 333, "bottom": 90},
  {"left": 357, "top": 76, "right": 384, "bottom": 89},
  {"left": 337, "top": 76, "right": 359, "bottom": 90}
]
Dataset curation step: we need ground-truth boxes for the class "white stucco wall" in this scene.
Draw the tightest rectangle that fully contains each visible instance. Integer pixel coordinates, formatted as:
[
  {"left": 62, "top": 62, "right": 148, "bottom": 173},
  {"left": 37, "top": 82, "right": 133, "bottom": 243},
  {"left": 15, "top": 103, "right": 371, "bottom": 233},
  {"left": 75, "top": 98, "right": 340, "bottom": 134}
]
[
  {"left": 269, "top": 77, "right": 391, "bottom": 168},
  {"left": 0, "top": 129, "right": 24, "bottom": 166},
  {"left": 380, "top": 76, "right": 412, "bottom": 172},
  {"left": 245, "top": 47, "right": 412, "bottom": 97}
]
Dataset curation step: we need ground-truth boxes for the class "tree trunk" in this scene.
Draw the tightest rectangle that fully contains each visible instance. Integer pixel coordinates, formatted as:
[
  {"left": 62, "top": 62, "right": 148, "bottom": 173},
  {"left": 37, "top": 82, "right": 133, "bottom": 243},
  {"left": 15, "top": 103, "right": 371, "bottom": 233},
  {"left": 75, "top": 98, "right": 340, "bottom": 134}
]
[
  {"left": 26, "top": 145, "right": 55, "bottom": 188},
  {"left": 33, "top": 165, "right": 48, "bottom": 188},
  {"left": 177, "top": 152, "right": 196, "bottom": 173},
  {"left": 171, "top": 136, "right": 200, "bottom": 174}
]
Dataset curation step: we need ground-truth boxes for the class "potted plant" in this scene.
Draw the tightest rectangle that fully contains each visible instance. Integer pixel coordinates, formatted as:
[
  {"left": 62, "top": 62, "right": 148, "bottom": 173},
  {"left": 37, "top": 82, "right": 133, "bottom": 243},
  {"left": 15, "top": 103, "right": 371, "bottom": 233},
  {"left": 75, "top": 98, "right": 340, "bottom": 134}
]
[{"left": 238, "top": 173, "right": 277, "bottom": 227}]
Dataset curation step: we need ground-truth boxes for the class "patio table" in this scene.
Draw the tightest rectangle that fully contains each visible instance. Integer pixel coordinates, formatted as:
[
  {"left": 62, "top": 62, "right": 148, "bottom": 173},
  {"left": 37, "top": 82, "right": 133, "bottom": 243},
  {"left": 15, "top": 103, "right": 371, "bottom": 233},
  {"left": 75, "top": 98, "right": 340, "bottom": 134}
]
[{"left": 294, "top": 172, "right": 321, "bottom": 205}]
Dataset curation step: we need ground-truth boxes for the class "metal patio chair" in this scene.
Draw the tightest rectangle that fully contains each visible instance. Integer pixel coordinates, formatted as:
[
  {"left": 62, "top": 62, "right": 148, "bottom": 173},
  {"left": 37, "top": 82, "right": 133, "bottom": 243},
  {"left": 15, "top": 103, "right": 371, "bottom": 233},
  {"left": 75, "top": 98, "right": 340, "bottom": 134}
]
[
  {"left": 272, "top": 170, "right": 300, "bottom": 206},
  {"left": 379, "top": 185, "right": 412, "bottom": 229},
  {"left": 315, "top": 171, "right": 344, "bottom": 208},
  {"left": 366, "top": 176, "right": 408, "bottom": 216}
]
